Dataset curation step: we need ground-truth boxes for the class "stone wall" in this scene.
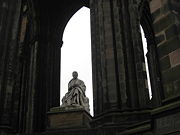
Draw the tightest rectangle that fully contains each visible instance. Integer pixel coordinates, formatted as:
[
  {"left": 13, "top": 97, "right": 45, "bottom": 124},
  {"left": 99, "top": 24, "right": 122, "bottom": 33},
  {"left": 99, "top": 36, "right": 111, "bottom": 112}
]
[
  {"left": 150, "top": 0, "right": 180, "bottom": 100},
  {"left": 149, "top": 0, "right": 180, "bottom": 135}
]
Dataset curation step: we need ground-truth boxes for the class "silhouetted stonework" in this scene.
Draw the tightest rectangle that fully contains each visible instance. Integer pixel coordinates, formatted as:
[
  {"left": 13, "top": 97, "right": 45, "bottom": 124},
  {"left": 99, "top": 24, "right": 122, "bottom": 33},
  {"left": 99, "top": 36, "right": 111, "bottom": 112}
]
[{"left": 0, "top": 0, "right": 180, "bottom": 135}]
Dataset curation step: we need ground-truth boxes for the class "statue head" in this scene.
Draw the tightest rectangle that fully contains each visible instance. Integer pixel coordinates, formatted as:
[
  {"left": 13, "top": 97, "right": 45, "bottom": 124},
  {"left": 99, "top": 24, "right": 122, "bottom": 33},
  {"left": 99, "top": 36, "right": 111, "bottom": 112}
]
[{"left": 72, "top": 71, "right": 78, "bottom": 79}]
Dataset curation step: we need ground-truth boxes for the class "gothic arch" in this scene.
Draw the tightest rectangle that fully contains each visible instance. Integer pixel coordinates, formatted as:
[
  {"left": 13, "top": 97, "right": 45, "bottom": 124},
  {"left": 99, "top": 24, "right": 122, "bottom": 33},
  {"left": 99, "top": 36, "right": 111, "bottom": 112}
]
[
  {"left": 32, "top": 0, "right": 90, "bottom": 132},
  {"left": 50, "top": 0, "right": 89, "bottom": 45},
  {"left": 140, "top": 1, "right": 163, "bottom": 107}
]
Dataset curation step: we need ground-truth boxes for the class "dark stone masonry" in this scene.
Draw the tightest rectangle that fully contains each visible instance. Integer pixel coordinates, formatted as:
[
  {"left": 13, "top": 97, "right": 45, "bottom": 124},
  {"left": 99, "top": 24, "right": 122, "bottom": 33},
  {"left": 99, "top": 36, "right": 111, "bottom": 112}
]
[{"left": 0, "top": 0, "right": 180, "bottom": 135}]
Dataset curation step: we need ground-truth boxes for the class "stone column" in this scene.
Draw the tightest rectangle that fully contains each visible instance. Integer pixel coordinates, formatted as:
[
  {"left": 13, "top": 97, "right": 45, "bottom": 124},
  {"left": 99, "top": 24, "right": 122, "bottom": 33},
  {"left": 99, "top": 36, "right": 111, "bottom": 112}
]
[
  {"left": 90, "top": 0, "right": 151, "bottom": 131},
  {"left": 50, "top": 38, "right": 62, "bottom": 108},
  {"left": 0, "top": 0, "right": 22, "bottom": 133},
  {"left": 91, "top": 0, "right": 124, "bottom": 115},
  {"left": 90, "top": 0, "right": 150, "bottom": 115}
]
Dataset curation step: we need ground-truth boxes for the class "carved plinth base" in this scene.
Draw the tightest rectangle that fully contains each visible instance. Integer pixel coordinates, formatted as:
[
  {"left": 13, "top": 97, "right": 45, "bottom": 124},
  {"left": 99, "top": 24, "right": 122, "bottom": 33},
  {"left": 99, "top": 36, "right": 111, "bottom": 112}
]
[{"left": 47, "top": 106, "right": 92, "bottom": 129}]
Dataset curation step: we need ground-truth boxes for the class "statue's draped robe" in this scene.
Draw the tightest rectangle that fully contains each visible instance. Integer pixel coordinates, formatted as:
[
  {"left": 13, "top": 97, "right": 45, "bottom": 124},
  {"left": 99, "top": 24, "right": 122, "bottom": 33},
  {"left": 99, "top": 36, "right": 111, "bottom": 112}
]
[{"left": 61, "top": 78, "right": 89, "bottom": 112}]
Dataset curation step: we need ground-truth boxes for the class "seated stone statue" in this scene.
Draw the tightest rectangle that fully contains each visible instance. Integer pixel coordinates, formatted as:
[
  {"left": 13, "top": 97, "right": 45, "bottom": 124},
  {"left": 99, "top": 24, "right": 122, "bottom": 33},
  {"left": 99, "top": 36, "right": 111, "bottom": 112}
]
[{"left": 61, "top": 71, "right": 90, "bottom": 113}]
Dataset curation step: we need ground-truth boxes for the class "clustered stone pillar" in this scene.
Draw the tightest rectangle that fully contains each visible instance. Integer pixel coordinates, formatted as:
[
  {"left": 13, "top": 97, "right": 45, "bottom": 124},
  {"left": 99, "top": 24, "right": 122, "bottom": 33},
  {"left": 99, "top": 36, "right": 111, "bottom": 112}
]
[
  {"left": 90, "top": 0, "right": 150, "bottom": 128},
  {"left": 0, "top": 1, "right": 41, "bottom": 134},
  {"left": 50, "top": 38, "right": 62, "bottom": 108},
  {"left": 46, "top": 37, "right": 62, "bottom": 109},
  {"left": 91, "top": 0, "right": 125, "bottom": 115},
  {"left": 0, "top": 0, "right": 22, "bottom": 133}
]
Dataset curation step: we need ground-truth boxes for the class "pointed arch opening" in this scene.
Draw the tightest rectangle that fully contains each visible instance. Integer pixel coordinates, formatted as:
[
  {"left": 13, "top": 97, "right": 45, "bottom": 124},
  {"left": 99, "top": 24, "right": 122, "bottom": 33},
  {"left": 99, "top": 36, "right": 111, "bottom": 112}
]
[
  {"left": 60, "top": 7, "right": 94, "bottom": 115},
  {"left": 140, "top": 26, "right": 152, "bottom": 99}
]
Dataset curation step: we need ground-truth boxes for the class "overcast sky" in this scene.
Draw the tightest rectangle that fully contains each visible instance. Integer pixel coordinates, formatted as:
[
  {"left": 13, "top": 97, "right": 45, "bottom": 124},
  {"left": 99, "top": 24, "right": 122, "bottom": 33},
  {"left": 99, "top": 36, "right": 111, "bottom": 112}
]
[{"left": 61, "top": 7, "right": 151, "bottom": 116}]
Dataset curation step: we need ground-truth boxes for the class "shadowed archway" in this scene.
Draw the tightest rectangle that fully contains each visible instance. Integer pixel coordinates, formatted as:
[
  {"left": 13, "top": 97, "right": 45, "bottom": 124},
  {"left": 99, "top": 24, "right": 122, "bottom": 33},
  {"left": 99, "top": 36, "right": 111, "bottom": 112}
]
[{"left": 33, "top": 0, "right": 90, "bottom": 131}]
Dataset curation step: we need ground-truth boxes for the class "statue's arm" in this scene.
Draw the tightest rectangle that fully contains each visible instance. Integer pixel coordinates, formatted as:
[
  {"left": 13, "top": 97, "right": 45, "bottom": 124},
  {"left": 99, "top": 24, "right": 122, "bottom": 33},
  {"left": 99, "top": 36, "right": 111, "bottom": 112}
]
[
  {"left": 68, "top": 85, "right": 73, "bottom": 91},
  {"left": 68, "top": 82, "right": 79, "bottom": 91},
  {"left": 82, "top": 81, "right": 86, "bottom": 89},
  {"left": 79, "top": 81, "right": 86, "bottom": 91}
]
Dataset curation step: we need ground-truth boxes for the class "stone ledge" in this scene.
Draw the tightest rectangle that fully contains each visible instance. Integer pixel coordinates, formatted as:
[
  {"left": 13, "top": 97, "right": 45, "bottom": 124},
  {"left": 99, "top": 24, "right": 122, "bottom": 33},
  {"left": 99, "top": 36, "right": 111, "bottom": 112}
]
[
  {"left": 91, "top": 110, "right": 151, "bottom": 130},
  {"left": 48, "top": 105, "right": 87, "bottom": 114},
  {"left": 0, "top": 126, "right": 14, "bottom": 133},
  {"left": 151, "top": 100, "right": 180, "bottom": 116},
  {"left": 117, "top": 120, "right": 151, "bottom": 135},
  {"left": 162, "top": 94, "right": 180, "bottom": 105},
  {"left": 38, "top": 128, "right": 97, "bottom": 135}
]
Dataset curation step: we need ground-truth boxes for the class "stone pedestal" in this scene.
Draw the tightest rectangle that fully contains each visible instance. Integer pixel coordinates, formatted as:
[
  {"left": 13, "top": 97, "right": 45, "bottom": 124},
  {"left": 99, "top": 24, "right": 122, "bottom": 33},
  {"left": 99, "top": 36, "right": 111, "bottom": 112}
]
[{"left": 47, "top": 106, "right": 92, "bottom": 129}]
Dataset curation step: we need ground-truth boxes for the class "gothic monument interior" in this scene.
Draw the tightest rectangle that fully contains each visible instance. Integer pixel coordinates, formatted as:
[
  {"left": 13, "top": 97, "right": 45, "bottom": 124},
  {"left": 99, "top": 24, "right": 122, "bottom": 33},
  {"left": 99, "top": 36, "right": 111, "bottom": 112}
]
[{"left": 0, "top": 0, "right": 180, "bottom": 135}]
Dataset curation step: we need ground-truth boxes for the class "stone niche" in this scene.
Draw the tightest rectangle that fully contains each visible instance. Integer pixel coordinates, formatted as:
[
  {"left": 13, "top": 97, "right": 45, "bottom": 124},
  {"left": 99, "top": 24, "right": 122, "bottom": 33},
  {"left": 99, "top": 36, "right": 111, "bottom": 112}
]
[{"left": 47, "top": 106, "right": 92, "bottom": 130}]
